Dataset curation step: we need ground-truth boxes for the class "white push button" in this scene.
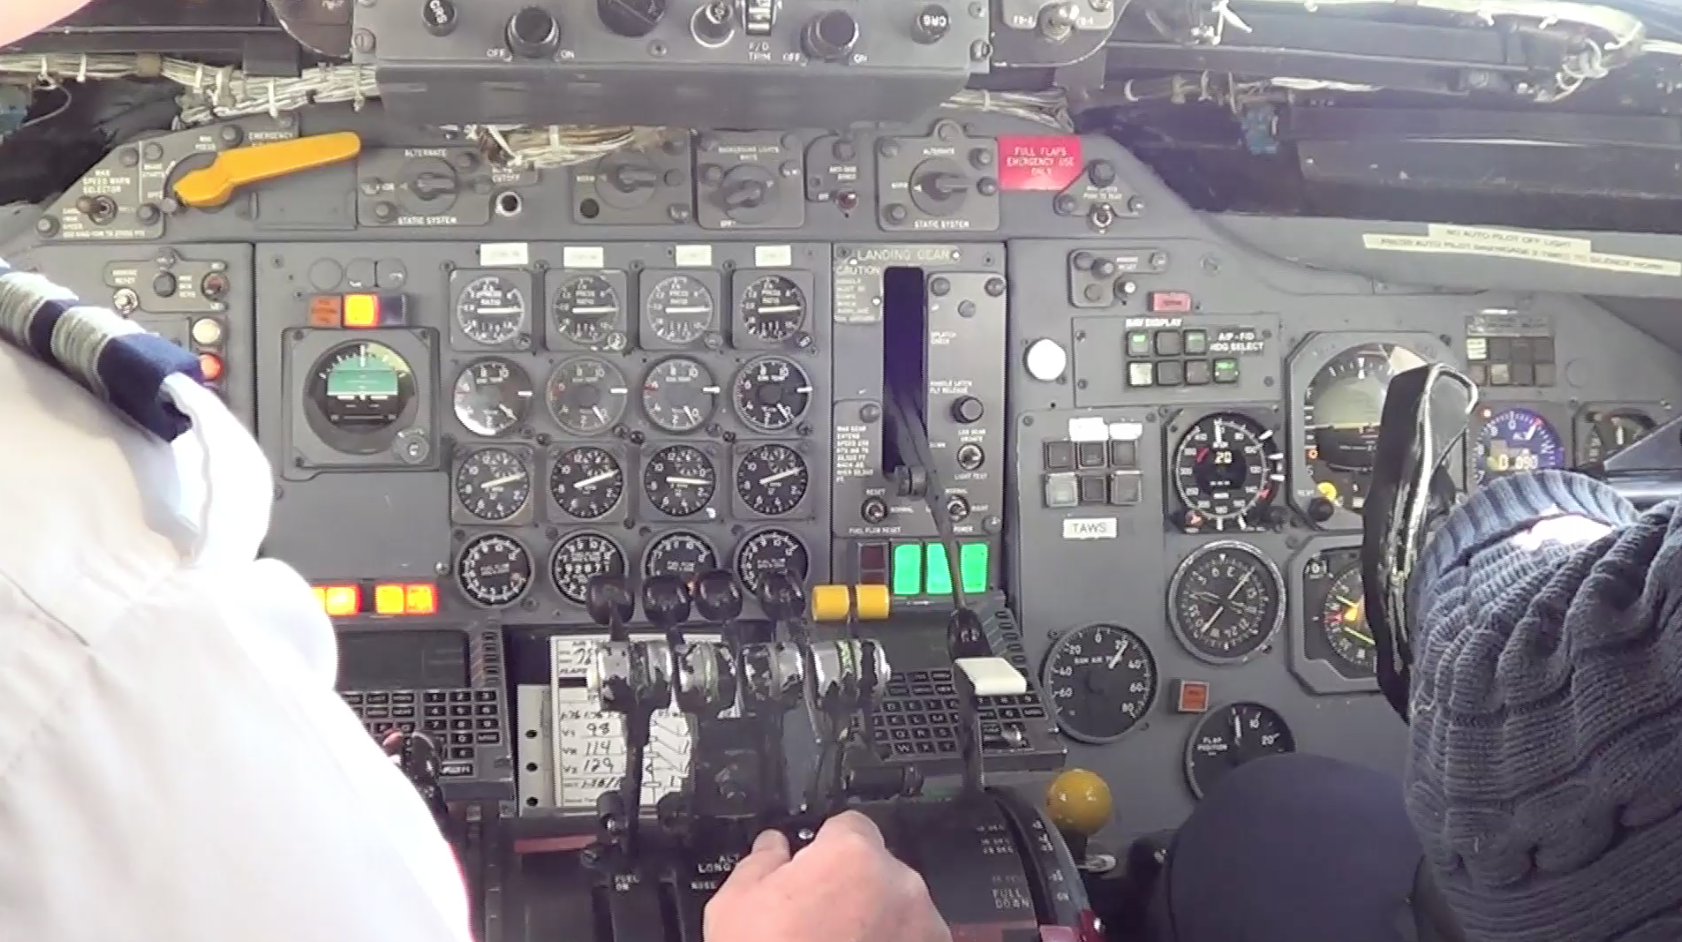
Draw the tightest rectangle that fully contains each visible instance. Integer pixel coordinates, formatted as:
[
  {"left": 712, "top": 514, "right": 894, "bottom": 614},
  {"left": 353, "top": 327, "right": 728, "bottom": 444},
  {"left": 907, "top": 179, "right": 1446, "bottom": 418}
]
[{"left": 1025, "top": 338, "right": 1068, "bottom": 382}]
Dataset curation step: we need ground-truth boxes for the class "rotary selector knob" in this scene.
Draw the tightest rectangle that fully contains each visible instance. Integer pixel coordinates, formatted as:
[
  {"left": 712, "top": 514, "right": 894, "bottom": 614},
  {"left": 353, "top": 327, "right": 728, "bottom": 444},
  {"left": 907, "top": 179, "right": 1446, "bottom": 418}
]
[
  {"left": 691, "top": 0, "right": 735, "bottom": 44},
  {"left": 507, "top": 6, "right": 561, "bottom": 58},
  {"left": 421, "top": 0, "right": 458, "bottom": 35},
  {"left": 598, "top": 0, "right": 666, "bottom": 37},
  {"left": 911, "top": 4, "right": 950, "bottom": 43},
  {"left": 802, "top": 10, "right": 860, "bottom": 62},
  {"left": 951, "top": 396, "right": 985, "bottom": 424}
]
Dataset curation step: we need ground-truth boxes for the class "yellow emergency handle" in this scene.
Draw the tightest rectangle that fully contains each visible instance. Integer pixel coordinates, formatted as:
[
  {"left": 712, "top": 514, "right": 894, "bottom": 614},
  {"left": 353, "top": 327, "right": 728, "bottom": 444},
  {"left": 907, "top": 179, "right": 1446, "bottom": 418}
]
[{"left": 174, "top": 131, "right": 363, "bottom": 209}]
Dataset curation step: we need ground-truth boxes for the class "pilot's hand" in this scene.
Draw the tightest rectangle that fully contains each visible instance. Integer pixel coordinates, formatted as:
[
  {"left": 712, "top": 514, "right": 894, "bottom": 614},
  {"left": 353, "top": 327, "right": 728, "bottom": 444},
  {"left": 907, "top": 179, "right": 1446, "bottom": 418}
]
[{"left": 705, "top": 811, "right": 953, "bottom": 942}]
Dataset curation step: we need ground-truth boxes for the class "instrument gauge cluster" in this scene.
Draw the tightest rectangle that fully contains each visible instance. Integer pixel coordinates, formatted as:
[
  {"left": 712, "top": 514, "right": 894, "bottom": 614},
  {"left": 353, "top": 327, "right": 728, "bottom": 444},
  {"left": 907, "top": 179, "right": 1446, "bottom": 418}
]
[{"left": 272, "top": 245, "right": 836, "bottom": 625}]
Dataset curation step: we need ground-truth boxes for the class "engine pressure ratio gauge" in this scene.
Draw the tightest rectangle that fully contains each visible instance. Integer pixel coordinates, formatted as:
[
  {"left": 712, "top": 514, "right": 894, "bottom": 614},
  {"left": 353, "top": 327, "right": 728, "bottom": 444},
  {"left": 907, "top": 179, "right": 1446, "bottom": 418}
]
[
  {"left": 1167, "top": 542, "right": 1285, "bottom": 663},
  {"left": 1184, "top": 702, "right": 1295, "bottom": 799},
  {"left": 1041, "top": 624, "right": 1158, "bottom": 744}
]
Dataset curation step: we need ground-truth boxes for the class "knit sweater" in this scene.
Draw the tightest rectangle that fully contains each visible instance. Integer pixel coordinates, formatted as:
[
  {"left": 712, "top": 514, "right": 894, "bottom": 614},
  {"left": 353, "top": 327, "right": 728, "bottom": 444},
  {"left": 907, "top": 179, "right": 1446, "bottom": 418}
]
[{"left": 1407, "top": 469, "right": 1682, "bottom": 942}]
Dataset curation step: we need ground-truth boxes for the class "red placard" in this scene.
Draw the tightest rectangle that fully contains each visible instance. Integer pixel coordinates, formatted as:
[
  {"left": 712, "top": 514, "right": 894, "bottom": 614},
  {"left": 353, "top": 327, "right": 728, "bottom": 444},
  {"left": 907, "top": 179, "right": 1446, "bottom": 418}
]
[{"left": 997, "top": 135, "right": 1084, "bottom": 191}]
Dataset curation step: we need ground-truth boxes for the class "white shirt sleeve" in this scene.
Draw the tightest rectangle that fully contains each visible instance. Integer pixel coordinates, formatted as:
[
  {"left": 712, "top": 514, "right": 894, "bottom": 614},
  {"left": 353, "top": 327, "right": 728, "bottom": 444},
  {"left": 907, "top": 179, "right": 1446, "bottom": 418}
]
[{"left": 0, "top": 342, "right": 475, "bottom": 942}]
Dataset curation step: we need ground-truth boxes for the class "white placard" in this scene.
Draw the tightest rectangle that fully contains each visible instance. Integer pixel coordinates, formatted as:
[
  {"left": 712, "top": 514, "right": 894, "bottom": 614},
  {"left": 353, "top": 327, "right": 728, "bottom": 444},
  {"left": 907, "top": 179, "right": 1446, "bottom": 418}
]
[
  {"left": 1108, "top": 422, "right": 1144, "bottom": 441},
  {"left": 1068, "top": 416, "right": 1109, "bottom": 442},
  {"left": 552, "top": 688, "right": 693, "bottom": 809},
  {"left": 547, "top": 634, "right": 722, "bottom": 811},
  {"left": 1062, "top": 517, "right": 1118, "bottom": 540},
  {"left": 674, "top": 244, "right": 714, "bottom": 267},
  {"left": 562, "top": 246, "right": 605, "bottom": 269},
  {"left": 755, "top": 245, "right": 793, "bottom": 267},
  {"left": 478, "top": 243, "right": 529, "bottom": 267}
]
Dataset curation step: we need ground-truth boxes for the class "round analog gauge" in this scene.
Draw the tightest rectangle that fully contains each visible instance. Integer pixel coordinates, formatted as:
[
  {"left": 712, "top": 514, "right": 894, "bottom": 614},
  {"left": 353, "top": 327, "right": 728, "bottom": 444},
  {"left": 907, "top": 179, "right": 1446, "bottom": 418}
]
[
  {"left": 1582, "top": 410, "right": 1656, "bottom": 464},
  {"left": 455, "top": 274, "right": 528, "bottom": 346},
  {"left": 1303, "top": 344, "right": 1427, "bottom": 514},
  {"left": 1172, "top": 413, "right": 1285, "bottom": 530},
  {"left": 452, "top": 357, "right": 533, "bottom": 437},
  {"left": 735, "top": 529, "right": 809, "bottom": 599},
  {"left": 733, "top": 356, "right": 813, "bottom": 433},
  {"left": 1040, "top": 624, "right": 1158, "bottom": 744},
  {"left": 642, "top": 357, "right": 719, "bottom": 433},
  {"left": 1185, "top": 703, "right": 1295, "bottom": 799},
  {"left": 306, "top": 341, "right": 417, "bottom": 451},
  {"left": 1306, "top": 554, "right": 1376, "bottom": 676},
  {"left": 740, "top": 274, "right": 808, "bottom": 342},
  {"left": 644, "top": 444, "right": 717, "bottom": 517},
  {"left": 736, "top": 443, "right": 809, "bottom": 516},
  {"left": 454, "top": 447, "right": 532, "bottom": 521},
  {"left": 1474, "top": 406, "right": 1566, "bottom": 484},
  {"left": 646, "top": 274, "right": 716, "bottom": 344},
  {"left": 456, "top": 532, "right": 534, "bottom": 608},
  {"left": 643, "top": 531, "right": 720, "bottom": 583},
  {"left": 549, "top": 446, "right": 625, "bottom": 520},
  {"left": 547, "top": 357, "right": 630, "bottom": 435},
  {"left": 551, "top": 533, "right": 627, "bottom": 605},
  {"left": 552, "top": 273, "right": 623, "bottom": 346},
  {"left": 1167, "top": 542, "right": 1285, "bottom": 663}
]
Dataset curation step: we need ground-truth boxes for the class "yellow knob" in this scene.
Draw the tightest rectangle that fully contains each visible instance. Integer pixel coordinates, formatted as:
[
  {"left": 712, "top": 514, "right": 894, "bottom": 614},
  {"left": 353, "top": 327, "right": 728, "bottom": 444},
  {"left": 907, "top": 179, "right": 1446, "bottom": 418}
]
[{"left": 1046, "top": 768, "right": 1112, "bottom": 837}]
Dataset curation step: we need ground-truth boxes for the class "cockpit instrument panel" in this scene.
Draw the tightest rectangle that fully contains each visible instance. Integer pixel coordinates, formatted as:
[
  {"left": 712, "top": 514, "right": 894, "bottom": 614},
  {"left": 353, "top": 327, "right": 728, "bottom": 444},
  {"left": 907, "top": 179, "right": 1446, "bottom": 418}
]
[{"left": 16, "top": 107, "right": 1682, "bottom": 856}]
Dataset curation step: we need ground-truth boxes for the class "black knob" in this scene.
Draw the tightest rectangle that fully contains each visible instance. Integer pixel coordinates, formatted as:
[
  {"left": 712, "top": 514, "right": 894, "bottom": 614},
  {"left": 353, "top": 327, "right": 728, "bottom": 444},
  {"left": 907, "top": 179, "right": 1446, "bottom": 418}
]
[
  {"left": 860, "top": 496, "right": 889, "bottom": 524},
  {"left": 421, "top": 0, "right": 458, "bottom": 35},
  {"left": 1308, "top": 496, "right": 1337, "bottom": 523},
  {"left": 692, "top": 0, "right": 735, "bottom": 42},
  {"left": 951, "top": 395, "right": 985, "bottom": 424},
  {"left": 694, "top": 570, "right": 744, "bottom": 622},
  {"left": 507, "top": 6, "right": 561, "bottom": 58},
  {"left": 152, "top": 272, "right": 177, "bottom": 298},
  {"left": 598, "top": 0, "right": 666, "bottom": 38},
  {"left": 758, "top": 571, "right": 806, "bottom": 621},
  {"left": 586, "top": 576, "right": 636, "bottom": 628},
  {"left": 911, "top": 4, "right": 950, "bottom": 43},
  {"left": 641, "top": 574, "right": 693, "bottom": 630},
  {"left": 802, "top": 10, "right": 859, "bottom": 62}
]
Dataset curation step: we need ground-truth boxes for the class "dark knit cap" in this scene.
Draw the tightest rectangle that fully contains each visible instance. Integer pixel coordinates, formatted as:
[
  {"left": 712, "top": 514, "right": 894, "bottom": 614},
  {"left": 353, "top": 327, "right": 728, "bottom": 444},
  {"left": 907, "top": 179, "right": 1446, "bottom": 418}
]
[{"left": 1406, "top": 469, "right": 1682, "bottom": 941}]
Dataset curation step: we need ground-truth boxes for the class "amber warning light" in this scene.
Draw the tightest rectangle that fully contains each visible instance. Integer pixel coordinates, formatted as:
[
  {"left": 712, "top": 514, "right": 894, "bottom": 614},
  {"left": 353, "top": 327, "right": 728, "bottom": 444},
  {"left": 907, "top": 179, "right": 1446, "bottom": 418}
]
[
  {"left": 312, "top": 582, "right": 438, "bottom": 617},
  {"left": 307, "top": 293, "right": 409, "bottom": 329}
]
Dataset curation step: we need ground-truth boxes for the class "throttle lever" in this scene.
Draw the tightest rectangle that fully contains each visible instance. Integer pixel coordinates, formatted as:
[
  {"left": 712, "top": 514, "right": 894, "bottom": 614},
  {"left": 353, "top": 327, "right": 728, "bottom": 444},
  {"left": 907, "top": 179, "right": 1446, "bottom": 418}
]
[{"left": 588, "top": 636, "right": 673, "bottom": 859}]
